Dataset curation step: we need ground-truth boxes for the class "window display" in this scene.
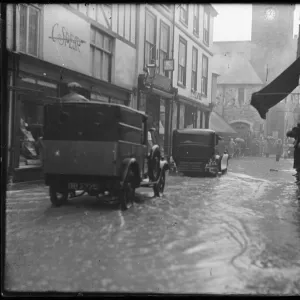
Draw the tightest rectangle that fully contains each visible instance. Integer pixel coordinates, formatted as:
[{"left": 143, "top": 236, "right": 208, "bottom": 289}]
[{"left": 19, "top": 100, "right": 43, "bottom": 168}]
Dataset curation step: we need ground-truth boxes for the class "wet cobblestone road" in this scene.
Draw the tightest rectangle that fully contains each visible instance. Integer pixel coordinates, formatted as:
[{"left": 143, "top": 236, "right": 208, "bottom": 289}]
[{"left": 5, "top": 157, "right": 300, "bottom": 294}]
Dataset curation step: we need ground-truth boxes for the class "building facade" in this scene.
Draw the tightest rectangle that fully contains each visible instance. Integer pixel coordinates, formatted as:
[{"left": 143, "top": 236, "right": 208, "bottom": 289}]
[
  {"left": 6, "top": 4, "right": 138, "bottom": 182},
  {"left": 136, "top": 4, "right": 218, "bottom": 157},
  {"left": 212, "top": 48, "right": 264, "bottom": 138}
]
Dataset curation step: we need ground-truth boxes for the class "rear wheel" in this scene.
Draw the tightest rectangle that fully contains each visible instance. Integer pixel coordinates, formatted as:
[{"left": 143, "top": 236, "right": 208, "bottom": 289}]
[
  {"left": 49, "top": 186, "right": 68, "bottom": 207},
  {"left": 153, "top": 169, "right": 166, "bottom": 197}
]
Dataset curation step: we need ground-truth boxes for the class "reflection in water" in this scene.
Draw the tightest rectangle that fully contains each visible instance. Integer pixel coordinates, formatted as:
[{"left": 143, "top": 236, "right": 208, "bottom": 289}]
[{"left": 5, "top": 162, "right": 300, "bottom": 293}]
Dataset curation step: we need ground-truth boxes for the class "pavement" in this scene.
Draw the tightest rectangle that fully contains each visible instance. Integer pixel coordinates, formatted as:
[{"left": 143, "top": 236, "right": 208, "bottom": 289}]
[{"left": 4, "top": 156, "right": 300, "bottom": 294}]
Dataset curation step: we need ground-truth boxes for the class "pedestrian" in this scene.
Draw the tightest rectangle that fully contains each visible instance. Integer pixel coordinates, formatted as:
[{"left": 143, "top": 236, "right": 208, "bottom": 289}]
[
  {"left": 275, "top": 139, "right": 283, "bottom": 162},
  {"left": 286, "top": 124, "right": 300, "bottom": 182},
  {"left": 263, "top": 138, "right": 270, "bottom": 158},
  {"left": 228, "top": 138, "right": 235, "bottom": 158}
]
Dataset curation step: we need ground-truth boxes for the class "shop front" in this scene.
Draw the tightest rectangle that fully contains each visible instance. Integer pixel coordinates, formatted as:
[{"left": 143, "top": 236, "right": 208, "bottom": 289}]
[
  {"left": 137, "top": 73, "right": 177, "bottom": 158},
  {"left": 7, "top": 56, "right": 132, "bottom": 183}
]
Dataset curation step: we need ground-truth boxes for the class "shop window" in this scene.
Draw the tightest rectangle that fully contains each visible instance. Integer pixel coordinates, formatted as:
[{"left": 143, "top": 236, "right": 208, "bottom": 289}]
[
  {"left": 117, "top": 4, "right": 135, "bottom": 44},
  {"left": 180, "top": 4, "right": 188, "bottom": 26},
  {"left": 203, "top": 8, "right": 210, "bottom": 46},
  {"left": 201, "top": 54, "right": 208, "bottom": 96},
  {"left": 191, "top": 47, "right": 198, "bottom": 91},
  {"left": 110, "top": 98, "right": 125, "bottom": 105},
  {"left": 19, "top": 99, "right": 44, "bottom": 168},
  {"left": 90, "top": 27, "right": 113, "bottom": 82},
  {"left": 193, "top": 4, "right": 199, "bottom": 36},
  {"left": 178, "top": 37, "right": 187, "bottom": 86},
  {"left": 159, "top": 21, "right": 170, "bottom": 77},
  {"left": 144, "top": 10, "right": 156, "bottom": 68},
  {"left": 19, "top": 4, "right": 40, "bottom": 57}
]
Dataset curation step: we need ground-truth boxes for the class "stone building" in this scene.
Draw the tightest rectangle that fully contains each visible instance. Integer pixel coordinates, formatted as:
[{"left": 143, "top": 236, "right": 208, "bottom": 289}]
[{"left": 212, "top": 52, "right": 264, "bottom": 138}]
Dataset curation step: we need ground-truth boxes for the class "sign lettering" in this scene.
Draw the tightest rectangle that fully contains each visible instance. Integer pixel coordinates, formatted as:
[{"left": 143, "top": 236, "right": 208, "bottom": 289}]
[{"left": 49, "top": 23, "right": 85, "bottom": 53}]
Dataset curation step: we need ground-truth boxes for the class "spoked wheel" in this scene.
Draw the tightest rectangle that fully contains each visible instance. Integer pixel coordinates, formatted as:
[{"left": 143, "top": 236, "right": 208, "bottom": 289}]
[
  {"left": 119, "top": 169, "right": 136, "bottom": 211},
  {"left": 149, "top": 152, "right": 160, "bottom": 182},
  {"left": 153, "top": 169, "right": 166, "bottom": 197},
  {"left": 49, "top": 186, "right": 68, "bottom": 207}
]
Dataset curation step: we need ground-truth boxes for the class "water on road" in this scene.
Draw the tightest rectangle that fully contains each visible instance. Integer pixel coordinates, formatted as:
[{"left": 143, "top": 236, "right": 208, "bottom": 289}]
[{"left": 5, "top": 157, "right": 300, "bottom": 294}]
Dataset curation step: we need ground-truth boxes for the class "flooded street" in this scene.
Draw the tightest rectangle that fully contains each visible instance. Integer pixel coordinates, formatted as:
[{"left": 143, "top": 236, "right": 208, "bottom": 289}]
[{"left": 5, "top": 157, "right": 300, "bottom": 294}]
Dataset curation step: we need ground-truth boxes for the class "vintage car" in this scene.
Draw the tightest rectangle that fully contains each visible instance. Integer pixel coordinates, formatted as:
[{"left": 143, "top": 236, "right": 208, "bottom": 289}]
[
  {"left": 42, "top": 97, "right": 168, "bottom": 210},
  {"left": 172, "top": 128, "right": 229, "bottom": 177}
]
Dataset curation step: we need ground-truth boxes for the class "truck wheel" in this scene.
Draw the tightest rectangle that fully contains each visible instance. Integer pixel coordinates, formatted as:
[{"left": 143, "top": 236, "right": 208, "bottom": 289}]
[
  {"left": 153, "top": 169, "right": 166, "bottom": 197},
  {"left": 120, "top": 168, "right": 135, "bottom": 211},
  {"left": 49, "top": 186, "right": 68, "bottom": 207}
]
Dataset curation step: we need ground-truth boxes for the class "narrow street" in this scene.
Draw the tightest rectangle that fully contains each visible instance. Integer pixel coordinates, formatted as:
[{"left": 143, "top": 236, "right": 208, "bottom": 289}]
[{"left": 5, "top": 157, "right": 300, "bottom": 294}]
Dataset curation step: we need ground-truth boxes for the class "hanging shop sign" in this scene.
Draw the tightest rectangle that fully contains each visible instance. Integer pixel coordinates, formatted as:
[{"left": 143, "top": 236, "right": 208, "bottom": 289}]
[{"left": 43, "top": 5, "right": 90, "bottom": 75}]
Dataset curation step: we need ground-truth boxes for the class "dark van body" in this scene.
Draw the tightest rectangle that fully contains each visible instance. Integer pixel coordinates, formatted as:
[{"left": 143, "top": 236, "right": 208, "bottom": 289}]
[{"left": 172, "top": 128, "right": 229, "bottom": 176}]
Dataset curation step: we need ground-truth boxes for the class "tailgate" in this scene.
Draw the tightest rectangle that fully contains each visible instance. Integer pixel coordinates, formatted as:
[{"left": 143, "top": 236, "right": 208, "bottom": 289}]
[{"left": 43, "top": 141, "right": 118, "bottom": 176}]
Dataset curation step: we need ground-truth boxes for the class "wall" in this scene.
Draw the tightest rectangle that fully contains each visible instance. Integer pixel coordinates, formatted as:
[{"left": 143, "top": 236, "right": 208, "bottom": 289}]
[
  {"left": 114, "top": 39, "right": 136, "bottom": 89},
  {"left": 136, "top": 4, "right": 173, "bottom": 75},
  {"left": 214, "top": 84, "right": 264, "bottom": 133}
]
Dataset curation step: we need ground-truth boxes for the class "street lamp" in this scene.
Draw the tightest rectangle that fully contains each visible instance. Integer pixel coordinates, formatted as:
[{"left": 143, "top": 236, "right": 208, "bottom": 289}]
[{"left": 146, "top": 63, "right": 157, "bottom": 79}]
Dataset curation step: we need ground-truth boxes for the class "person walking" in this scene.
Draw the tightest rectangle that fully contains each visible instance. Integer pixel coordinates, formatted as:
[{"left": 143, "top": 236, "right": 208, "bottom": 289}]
[
  {"left": 275, "top": 139, "right": 283, "bottom": 162},
  {"left": 263, "top": 138, "right": 270, "bottom": 158}
]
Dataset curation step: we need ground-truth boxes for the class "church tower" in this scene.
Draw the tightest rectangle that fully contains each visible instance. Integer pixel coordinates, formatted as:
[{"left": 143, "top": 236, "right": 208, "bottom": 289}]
[
  {"left": 250, "top": 4, "right": 296, "bottom": 141},
  {"left": 251, "top": 4, "right": 295, "bottom": 84}
]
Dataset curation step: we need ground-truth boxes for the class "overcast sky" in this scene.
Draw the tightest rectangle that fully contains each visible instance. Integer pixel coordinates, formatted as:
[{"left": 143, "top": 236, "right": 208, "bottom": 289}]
[{"left": 212, "top": 4, "right": 300, "bottom": 42}]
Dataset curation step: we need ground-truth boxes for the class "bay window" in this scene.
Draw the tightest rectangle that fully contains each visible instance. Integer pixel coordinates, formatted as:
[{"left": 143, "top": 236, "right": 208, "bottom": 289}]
[
  {"left": 144, "top": 10, "right": 156, "bottom": 67},
  {"left": 19, "top": 4, "right": 40, "bottom": 57},
  {"left": 90, "top": 27, "right": 113, "bottom": 82},
  {"left": 159, "top": 21, "right": 170, "bottom": 77},
  {"left": 191, "top": 47, "right": 198, "bottom": 91},
  {"left": 201, "top": 55, "right": 208, "bottom": 96},
  {"left": 178, "top": 37, "right": 187, "bottom": 86}
]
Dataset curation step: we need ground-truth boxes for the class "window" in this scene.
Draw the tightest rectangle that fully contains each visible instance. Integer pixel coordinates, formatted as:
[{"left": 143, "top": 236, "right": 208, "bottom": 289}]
[
  {"left": 159, "top": 22, "right": 170, "bottom": 77},
  {"left": 90, "top": 27, "right": 113, "bottom": 82},
  {"left": 180, "top": 4, "right": 188, "bottom": 25},
  {"left": 238, "top": 87, "right": 245, "bottom": 106},
  {"left": 191, "top": 47, "right": 198, "bottom": 91},
  {"left": 117, "top": 4, "right": 136, "bottom": 44},
  {"left": 203, "top": 8, "right": 210, "bottom": 45},
  {"left": 178, "top": 37, "right": 187, "bottom": 86},
  {"left": 193, "top": 5, "right": 199, "bottom": 36},
  {"left": 201, "top": 55, "right": 208, "bottom": 96},
  {"left": 144, "top": 10, "right": 156, "bottom": 67},
  {"left": 19, "top": 4, "right": 40, "bottom": 56}
]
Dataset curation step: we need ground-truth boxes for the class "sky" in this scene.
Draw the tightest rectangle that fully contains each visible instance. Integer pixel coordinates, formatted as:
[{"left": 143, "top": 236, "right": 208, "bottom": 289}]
[{"left": 212, "top": 4, "right": 300, "bottom": 42}]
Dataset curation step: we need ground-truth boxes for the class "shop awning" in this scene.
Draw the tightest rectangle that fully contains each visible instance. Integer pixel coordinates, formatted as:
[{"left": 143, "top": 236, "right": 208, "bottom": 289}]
[
  {"left": 250, "top": 56, "right": 300, "bottom": 119},
  {"left": 209, "top": 111, "right": 237, "bottom": 135}
]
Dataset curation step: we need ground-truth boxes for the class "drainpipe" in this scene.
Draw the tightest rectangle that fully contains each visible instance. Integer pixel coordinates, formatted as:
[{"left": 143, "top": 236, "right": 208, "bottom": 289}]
[{"left": 167, "top": 4, "right": 176, "bottom": 159}]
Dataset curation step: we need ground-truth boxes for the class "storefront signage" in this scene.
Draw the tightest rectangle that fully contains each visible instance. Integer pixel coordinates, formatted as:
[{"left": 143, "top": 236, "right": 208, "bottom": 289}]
[
  {"left": 43, "top": 5, "right": 90, "bottom": 75},
  {"left": 191, "top": 90, "right": 202, "bottom": 101},
  {"left": 163, "top": 59, "right": 174, "bottom": 72}
]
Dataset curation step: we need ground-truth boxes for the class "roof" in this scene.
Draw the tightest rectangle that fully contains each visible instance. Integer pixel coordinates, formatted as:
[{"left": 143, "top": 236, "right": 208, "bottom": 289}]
[
  {"left": 209, "top": 111, "right": 237, "bottom": 135},
  {"left": 47, "top": 98, "right": 148, "bottom": 118},
  {"left": 174, "top": 128, "right": 216, "bottom": 136},
  {"left": 212, "top": 53, "right": 263, "bottom": 85}
]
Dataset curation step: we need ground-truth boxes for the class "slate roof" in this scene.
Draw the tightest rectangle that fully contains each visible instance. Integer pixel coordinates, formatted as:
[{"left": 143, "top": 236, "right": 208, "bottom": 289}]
[{"left": 212, "top": 53, "right": 263, "bottom": 85}]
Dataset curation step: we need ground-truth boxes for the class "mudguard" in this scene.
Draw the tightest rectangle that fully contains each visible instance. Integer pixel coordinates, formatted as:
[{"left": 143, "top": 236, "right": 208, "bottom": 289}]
[{"left": 120, "top": 158, "right": 141, "bottom": 186}]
